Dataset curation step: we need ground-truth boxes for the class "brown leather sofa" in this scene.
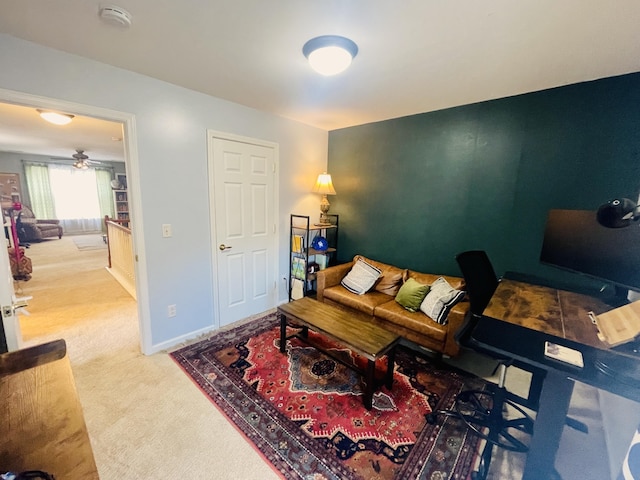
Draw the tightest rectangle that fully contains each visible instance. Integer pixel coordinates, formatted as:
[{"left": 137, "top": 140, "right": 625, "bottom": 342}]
[
  {"left": 16, "top": 205, "right": 63, "bottom": 242},
  {"left": 316, "top": 255, "right": 469, "bottom": 357}
]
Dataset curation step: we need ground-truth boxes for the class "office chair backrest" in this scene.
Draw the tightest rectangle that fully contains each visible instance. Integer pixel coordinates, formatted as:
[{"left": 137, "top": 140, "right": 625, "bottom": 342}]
[{"left": 455, "top": 250, "right": 499, "bottom": 317}]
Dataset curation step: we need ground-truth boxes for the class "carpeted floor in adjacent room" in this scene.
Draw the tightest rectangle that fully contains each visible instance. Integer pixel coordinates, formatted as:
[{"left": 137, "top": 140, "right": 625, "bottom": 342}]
[{"left": 14, "top": 234, "right": 611, "bottom": 479}]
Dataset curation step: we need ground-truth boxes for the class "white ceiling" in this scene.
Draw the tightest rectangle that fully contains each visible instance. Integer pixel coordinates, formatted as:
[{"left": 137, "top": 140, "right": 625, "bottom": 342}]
[
  {"left": 0, "top": 102, "right": 125, "bottom": 162},
  {"left": 0, "top": 0, "right": 639, "bottom": 159}
]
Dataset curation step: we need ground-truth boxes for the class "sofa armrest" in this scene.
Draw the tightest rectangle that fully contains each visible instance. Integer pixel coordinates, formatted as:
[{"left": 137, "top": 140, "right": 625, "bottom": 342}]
[
  {"left": 36, "top": 219, "right": 60, "bottom": 225},
  {"left": 316, "top": 261, "right": 354, "bottom": 302},
  {"left": 442, "top": 300, "right": 470, "bottom": 357}
]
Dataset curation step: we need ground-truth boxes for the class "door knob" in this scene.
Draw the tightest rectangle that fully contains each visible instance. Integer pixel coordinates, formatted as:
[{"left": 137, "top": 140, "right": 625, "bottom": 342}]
[{"left": 219, "top": 244, "right": 232, "bottom": 251}]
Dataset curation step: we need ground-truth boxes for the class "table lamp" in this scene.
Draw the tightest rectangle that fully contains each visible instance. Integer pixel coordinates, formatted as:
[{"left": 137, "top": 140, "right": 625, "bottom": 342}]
[{"left": 312, "top": 172, "right": 336, "bottom": 226}]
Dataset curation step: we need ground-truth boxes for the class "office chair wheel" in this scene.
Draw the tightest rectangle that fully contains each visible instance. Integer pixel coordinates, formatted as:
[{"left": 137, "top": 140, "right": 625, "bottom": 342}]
[
  {"left": 429, "top": 388, "right": 532, "bottom": 453},
  {"left": 454, "top": 389, "right": 532, "bottom": 452}
]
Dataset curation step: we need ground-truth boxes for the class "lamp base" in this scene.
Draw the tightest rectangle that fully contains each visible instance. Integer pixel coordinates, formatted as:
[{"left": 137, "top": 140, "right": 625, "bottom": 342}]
[{"left": 317, "top": 195, "right": 333, "bottom": 226}]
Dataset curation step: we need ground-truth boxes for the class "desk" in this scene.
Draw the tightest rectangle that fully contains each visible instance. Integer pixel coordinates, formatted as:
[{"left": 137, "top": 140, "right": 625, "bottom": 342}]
[
  {"left": 484, "top": 278, "right": 610, "bottom": 347},
  {"left": 475, "top": 279, "right": 640, "bottom": 480}
]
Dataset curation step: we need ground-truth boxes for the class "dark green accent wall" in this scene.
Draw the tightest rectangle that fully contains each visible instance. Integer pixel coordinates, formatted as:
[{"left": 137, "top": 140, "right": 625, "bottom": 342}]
[{"left": 328, "top": 73, "right": 640, "bottom": 293}]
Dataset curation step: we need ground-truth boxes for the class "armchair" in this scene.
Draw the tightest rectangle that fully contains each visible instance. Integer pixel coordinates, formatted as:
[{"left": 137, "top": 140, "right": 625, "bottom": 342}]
[{"left": 16, "top": 205, "right": 63, "bottom": 242}]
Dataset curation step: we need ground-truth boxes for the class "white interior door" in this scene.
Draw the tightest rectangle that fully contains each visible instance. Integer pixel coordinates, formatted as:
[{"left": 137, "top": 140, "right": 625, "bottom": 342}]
[
  {"left": 209, "top": 133, "right": 277, "bottom": 327},
  {"left": 0, "top": 235, "right": 23, "bottom": 351}
]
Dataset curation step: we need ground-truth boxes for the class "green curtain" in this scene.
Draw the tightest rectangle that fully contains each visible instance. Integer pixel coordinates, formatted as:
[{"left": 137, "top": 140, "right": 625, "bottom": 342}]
[
  {"left": 96, "top": 168, "right": 115, "bottom": 232},
  {"left": 24, "top": 163, "right": 56, "bottom": 218}
]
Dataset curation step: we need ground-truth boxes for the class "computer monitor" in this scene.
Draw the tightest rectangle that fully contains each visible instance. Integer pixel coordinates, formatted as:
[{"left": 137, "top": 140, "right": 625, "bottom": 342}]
[{"left": 540, "top": 209, "right": 640, "bottom": 301}]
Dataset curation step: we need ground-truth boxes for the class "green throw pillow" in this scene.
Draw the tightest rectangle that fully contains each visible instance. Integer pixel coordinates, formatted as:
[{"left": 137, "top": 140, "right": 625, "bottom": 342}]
[{"left": 395, "top": 278, "right": 430, "bottom": 312}]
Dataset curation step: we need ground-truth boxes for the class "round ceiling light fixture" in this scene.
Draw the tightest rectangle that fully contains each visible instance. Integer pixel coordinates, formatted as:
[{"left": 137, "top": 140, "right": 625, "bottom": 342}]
[
  {"left": 303, "top": 35, "right": 358, "bottom": 76},
  {"left": 37, "top": 109, "right": 74, "bottom": 125},
  {"left": 99, "top": 4, "right": 132, "bottom": 28}
]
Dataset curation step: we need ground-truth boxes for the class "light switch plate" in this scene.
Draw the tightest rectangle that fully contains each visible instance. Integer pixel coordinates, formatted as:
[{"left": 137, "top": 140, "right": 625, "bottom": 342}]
[{"left": 162, "top": 224, "right": 172, "bottom": 238}]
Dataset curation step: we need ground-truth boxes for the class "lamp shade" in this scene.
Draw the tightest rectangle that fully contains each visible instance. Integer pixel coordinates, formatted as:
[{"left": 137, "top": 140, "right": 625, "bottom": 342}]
[
  {"left": 303, "top": 36, "right": 358, "bottom": 76},
  {"left": 312, "top": 173, "right": 336, "bottom": 195}
]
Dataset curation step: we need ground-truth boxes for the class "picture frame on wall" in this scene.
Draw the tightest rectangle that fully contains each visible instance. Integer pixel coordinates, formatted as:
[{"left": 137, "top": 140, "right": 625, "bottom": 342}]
[{"left": 0, "top": 173, "right": 22, "bottom": 209}]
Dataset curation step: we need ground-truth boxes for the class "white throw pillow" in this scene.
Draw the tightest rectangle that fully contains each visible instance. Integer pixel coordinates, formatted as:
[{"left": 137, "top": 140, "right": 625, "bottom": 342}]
[
  {"left": 420, "top": 277, "right": 465, "bottom": 324},
  {"left": 341, "top": 258, "right": 382, "bottom": 295}
]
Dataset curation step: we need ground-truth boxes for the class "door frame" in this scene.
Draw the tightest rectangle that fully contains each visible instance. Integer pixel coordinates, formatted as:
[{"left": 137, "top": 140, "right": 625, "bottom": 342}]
[
  {"left": 0, "top": 88, "right": 152, "bottom": 354},
  {"left": 206, "top": 130, "right": 280, "bottom": 329}
]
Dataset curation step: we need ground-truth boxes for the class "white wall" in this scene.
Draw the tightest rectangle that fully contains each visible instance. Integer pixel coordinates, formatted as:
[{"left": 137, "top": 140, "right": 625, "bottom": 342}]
[{"left": 0, "top": 34, "right": 326, "bottom": 353}]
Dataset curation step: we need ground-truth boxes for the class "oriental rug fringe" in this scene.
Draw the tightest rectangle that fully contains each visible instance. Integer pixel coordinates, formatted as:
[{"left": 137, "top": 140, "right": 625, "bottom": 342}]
[{"left": 170, "top": 312, "right": 487, "bottom": 480}]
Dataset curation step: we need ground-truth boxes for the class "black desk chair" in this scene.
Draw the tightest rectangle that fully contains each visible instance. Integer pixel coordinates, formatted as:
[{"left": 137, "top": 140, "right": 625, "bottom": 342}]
[{"left": 428, "top": 250, "right": 534, "bottom": 480}]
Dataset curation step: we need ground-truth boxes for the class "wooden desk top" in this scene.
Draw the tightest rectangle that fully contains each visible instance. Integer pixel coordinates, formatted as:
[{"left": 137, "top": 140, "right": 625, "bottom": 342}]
[
  {"left": 0, "top": 339, "right": 99, "bottom": 479},
  {"left": 484, "top": 278, "right": 612, "bottom": 349},
  {"left": 278, "top": 297, "right": 400, "bottom": 360}
]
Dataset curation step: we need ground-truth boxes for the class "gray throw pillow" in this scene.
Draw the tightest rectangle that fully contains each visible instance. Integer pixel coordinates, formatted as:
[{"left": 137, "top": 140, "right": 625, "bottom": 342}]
[
  {"left": 420, "top": 277, "right": 465, "bottom": 324},
  {"left": 341, "top": 258, "right": 382, "bottom": 295}
]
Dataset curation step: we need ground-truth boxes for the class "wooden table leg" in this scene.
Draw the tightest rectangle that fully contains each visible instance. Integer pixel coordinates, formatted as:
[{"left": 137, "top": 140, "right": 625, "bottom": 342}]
[
  {"left": 279, "top": 313, "right": 287, "bottom": 353},
  {"left": 385, "top": 348, "right": 395, "bottom": 390},
  {"left": 364, "top": 359, "right": 375, "bottom": 410}
]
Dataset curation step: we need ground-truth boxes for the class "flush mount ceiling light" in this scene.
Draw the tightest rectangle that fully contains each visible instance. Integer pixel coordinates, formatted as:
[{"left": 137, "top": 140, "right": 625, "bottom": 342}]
[
  {"left": 303, "top": 35, "right": 358, "bottom": 76},
  {"left": 37, "top": 109, "right": 74, "bottom": 125},
  {"left": 99, "top": 4, "right": 132, "bottom": 28}
]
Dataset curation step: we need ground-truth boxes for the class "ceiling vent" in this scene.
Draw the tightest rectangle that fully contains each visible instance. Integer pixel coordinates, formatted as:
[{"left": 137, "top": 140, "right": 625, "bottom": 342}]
[{"left": 99, "top": 5, "right": 132, "bottom": 28}]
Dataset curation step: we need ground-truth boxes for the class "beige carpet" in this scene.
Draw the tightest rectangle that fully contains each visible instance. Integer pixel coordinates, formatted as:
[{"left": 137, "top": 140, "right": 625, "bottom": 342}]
[{"left": 14, "top": 235, "right": 609, "bottom": 479}]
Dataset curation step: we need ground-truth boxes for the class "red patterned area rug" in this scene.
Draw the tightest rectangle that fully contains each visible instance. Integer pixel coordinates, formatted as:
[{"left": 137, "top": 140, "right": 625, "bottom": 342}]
[{"left": 170, "top": 312, "right": 487, "bottom": 480}]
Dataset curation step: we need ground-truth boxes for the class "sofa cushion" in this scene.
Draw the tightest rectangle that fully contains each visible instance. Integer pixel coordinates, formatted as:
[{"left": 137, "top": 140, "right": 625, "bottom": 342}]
[
  {"left": 407, "top": 270, "right": 465, "bottom": 290},
  {"left": 341, "top": 258, "right": 381, "bottom": 294},
  {"left": 395, "top": 278, "right": 430, "bottom": 312},
  {"left": 375, "top": 300, "right": 447, "bottom": 342},
  {"left": 323, "top": 285, "right": 392, "bottom": 316},
  {"left": 354, "top": 255, "right": 406, "bottom": 296},
  {"left": 419, "top": 277, "right": 466, "bottom": 325},
  {"left": 20, "top": 217, "right": 36, "bottom": 225}
]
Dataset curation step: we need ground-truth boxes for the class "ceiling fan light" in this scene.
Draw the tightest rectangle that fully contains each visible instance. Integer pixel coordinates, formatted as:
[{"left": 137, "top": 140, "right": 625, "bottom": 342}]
[
  {"left": 303, "top": 36, "right": 358, "bottom": 76},
  {"left": 37, "top": 110, "right": 74, "bottom": 125}
]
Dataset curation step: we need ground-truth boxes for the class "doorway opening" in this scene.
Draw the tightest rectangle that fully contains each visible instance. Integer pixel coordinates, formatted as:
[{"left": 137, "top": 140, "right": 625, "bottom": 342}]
[{"left": 0, "top": 89, "right": 148, "bottom": 354}]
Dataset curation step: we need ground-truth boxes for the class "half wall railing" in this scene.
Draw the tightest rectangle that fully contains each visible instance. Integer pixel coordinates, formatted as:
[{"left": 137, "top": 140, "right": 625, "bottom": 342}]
[{"left": 105, "top": 216, "right": 136, "bottom": 299}]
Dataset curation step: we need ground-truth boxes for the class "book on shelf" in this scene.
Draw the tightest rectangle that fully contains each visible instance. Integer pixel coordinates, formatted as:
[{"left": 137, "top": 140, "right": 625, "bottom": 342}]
[
  {"left": 291, "top": 257, "right": 306, "bottom": 280},
  {"left": 316, "top": 254, "right": 328, "bottom": 270},
  {"left": 292, "top": 234, "right": 304, "bottom": 253},
  {"left": 291, "top": 278, "right": 304, "bottom": 300}
]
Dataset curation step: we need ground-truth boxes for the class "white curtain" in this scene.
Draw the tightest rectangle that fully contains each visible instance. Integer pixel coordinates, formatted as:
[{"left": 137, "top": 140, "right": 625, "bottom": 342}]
[
  {"left": 48, "top": 164, "right": 102, "bottom": 234},
  {"left": 95, "top": 168, "right": 115, "bottom": 232},
  {"left": 24, "top": 163, "right": 57, "bottom": 219}
]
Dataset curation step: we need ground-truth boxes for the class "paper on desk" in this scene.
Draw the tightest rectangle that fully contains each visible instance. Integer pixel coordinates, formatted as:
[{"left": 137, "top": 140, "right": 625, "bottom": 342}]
[{"left": 544, "top": 341, "right": 584, "bottom": 368}]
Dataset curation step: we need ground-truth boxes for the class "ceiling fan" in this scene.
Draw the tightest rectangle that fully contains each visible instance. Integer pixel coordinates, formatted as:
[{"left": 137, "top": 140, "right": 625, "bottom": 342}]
[{"left": 72, "top": 149, "right": 102, "bottom": 169}]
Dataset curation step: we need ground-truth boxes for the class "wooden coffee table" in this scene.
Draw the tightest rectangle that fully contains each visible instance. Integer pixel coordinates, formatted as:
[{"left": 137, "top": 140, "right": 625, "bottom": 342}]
[{"left": 278, "top": 297, "right": 400, "bottom": 410}]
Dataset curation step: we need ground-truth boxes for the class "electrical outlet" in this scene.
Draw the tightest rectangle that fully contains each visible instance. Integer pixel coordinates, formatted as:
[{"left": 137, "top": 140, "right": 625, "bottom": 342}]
[
  {"left": 162, "top": 224, "right": 172, "bottom": 238},
  {"left": 168, "top": 304, "right": 177, "bottom": 317}
]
